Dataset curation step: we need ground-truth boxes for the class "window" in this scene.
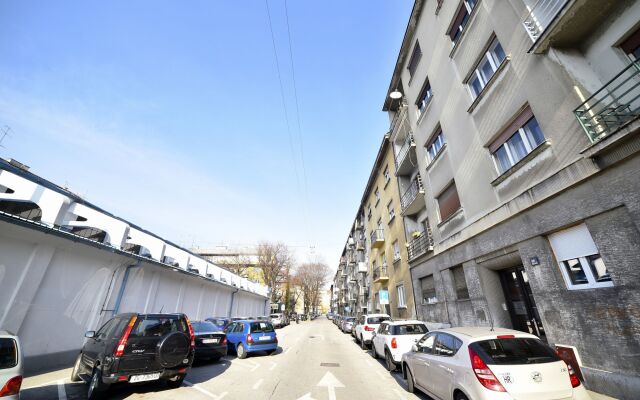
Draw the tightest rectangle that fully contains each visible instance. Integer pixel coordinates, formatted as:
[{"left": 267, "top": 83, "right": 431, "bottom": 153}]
[
  {"left": 377, "top": 217, "right": 383, "bottom": 230},
  {"left": 392, "top": 323, "right": 428, "bottom": 335},
  {"left": 0, "top": 338, "right": 18, "bottom": 369},
  {"left": 367, "top": 316, "right": 391, "bottom": 324},
  {"left": 380, "top": 252, "right": 387, "bottom": 268},
  {"left": 448, "top": 0, "right": 477, "bottom": 43},
  {"left": 490, "top": 107, "right": 546, "bottom": 175},
  {"left": 548, "top": 223, "right": 613, "bottom": 290},
  {"left": 407, "top": 41, "right": 422, "bottom": 78},
  {"left": 426, "top": 128, "right": 445, "bottom": 163},
  {"left": 472, "top": 337, "right": 559, "bottom": 365},
  {"left": 468, "top": 37, "right": 506, "bottom": 99},
  {"left": 387, "top": 201, "right": 395, "bottom": 222},
  {"left": 451, "top": 265, "right": 469, "bottom": 300},
  {"left": 417, "top": 333, "right": 437, "bottom": 354},
  {"left": 397, "top": 284, "right": 407, "bottom": 308},
  {"left": 435, "top": 333, "right": 463, "bottom": 356},
  {"left": 393, "top": 240, "right": 401, "bottom": 262},
  {"left": 383, "top": 165, "right": 390, "bottom": 186},
  {"left": 437, "top": 182, "right": 461, "bottom": 221},
  {"left": 367, "top": 205, "right": 372, "bottom": 220},
  {"left": 375, "top": 188, "right": 380, "bottom": 205},
  {"left": 416, "top": 79, "right": 433, "bottom": 118},
  {"left": 621, "top": 27, "right": 640, "bottom": 60},
  {"left": 421, "top": 275, "right": 437, "bottom": 304}
]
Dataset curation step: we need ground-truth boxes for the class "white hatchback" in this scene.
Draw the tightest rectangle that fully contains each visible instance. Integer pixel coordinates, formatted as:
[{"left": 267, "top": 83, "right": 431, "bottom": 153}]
[
  {"left": 401, "top": 327, "right": 592, "bottom": 400},
  {"left": 371, "top": 320, "right": 428, "bottom": 371},
  {"left": 354, "top": 313, "right": 391, "bottom": 349},
  {"left": 0, "top": 331, "right": 23, "bottom": 400}
]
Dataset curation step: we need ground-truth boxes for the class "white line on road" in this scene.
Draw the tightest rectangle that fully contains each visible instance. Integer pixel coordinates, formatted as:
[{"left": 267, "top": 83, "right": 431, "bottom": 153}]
[
  {"left": 252, "top": 378, "right": 264, "bottom": 389},
  {"left": 56, "top": 379, "right": 67, "bottom": 400},
  {"left": 184, "top": 380, "right": 224, "bottom": 399},
  {"left": 284, "top": 347, "right": 292, "bottom": 354},
  {"left": 269, "top": 362, "right": 277, "bottom": 371}
]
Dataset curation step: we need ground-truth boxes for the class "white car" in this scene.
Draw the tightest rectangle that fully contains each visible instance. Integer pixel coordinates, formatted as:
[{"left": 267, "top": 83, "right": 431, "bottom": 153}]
[
  {"left": 401, "top": 327, "right": 592, "bottom": 400},
  {"left": 354, "top": 313, "right": 391, "bottom": 349},
  {"left": 269, "top": 313, "right": 284, "bottom": 328},
  {"left": 371, "top": 320, "right": 428, "bottom": 371},
  {"left": 0, "top": 331, "right": 23, "bottom": 400}
]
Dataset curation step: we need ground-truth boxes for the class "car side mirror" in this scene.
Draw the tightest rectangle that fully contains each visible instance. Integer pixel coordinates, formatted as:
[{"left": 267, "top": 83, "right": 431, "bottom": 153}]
[
  {"left": 372, "top": 332, "right": 376, "bottom": 337},
  {"left": 85, "top": 330, "right": 96, "bottom": 339},
  {"left": 411, "top": 344, "right": 419, "bottom": 353}
]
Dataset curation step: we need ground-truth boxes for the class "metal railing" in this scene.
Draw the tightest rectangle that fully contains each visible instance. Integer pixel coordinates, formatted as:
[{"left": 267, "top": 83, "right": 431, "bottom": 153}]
[
  {"left": 400, "top": 175, "right": 424, "bottom": 211},
  {"left": 574, "top": 60, "right": 640, "bottom": 143},
  {"left": 408, "top": 233, "right": 433, "bottom": 260},
  {"left": 371, "top": 228, "right": 384, "bottom": 243},
  {"left": 373, "top": 265, "right": 388, "bottom": 281},
  {"left": 395, "top": 133, "right": 416, "bottom": 171},
  {"left": 390, "top": 103, "right": 408, "bottom": 137},
  {"left": 522, "top": 0, "right": 569, "bottom": 42}
]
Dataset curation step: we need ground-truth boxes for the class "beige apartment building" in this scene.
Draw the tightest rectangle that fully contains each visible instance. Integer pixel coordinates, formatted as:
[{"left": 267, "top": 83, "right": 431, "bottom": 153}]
[{"left": 381, "top": 0, "right": 640, "bottom": 398}]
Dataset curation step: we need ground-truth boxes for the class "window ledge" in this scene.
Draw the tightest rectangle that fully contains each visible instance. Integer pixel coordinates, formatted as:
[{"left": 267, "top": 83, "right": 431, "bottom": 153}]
[
  {"left": 384, "top": 178, "right": 391, "bottom": 189},
  {"left": 397, "top": 306, "right": 408, "bottom": 310},
  {"left": 448, "top": 0, "right": 482, "bottom": 59},
  {"left": 425, "top": 143, "right": 448, "bottom": 172},
  {"left": 416, "top": 97, "right": 435, "bottom": 126},
  {"left": 466, "top": 56, "right": 511, "bottom": 114},
  {"left": 393, "top": 257, "right": 401, "bottom": 265},
  {"left": 388, "top": 215, "right": 396, "bottom": 224},
  {"left": 437, "top": 207, "right": 464, "bottom": 228},
  {"left": 490, "top": 140, "right": 551, "bottom": 186}
]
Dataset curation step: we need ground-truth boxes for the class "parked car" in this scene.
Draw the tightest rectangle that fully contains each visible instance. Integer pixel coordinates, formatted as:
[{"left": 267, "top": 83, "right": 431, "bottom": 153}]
[
  {"left": 270, "top": 313, "right": 285, "bottom": 328},
  {"left": 0, "top": 331, "right": 23, "bottom": 400},
  {"left": 354, "top": 313, "right": 391, "bottom": 349},
  {"left": 71, "top": 313, "right": 194, "bottom": 399},
  {"left": 351, "top": 317, "right": 361, "bottom": 339},
  {"left": 327, "top": 313, "right": 334, "bottom": 320},
  {"left": 191, "top": 321, "right": 227, "bottom": 362},
  {"left": 205, "top": 317, "right": 232, "bottom": 332},
  {"left": 371, "top": 320, "right": 428, "bottom": 371},
  {"left": 401, "top": 327, "right": 592, "bottom": 400},
  {"left": 257, "top": 316, "right": 269, "bottom": 321},
  {"left": 334, "top": 315, "right": 342, "bottom": 327},
  {"left": 341, "top": 317, "right": 356, "bottom": 333},
  {"left": 225, "top": 320, "right": 278, "bottom": 359}
]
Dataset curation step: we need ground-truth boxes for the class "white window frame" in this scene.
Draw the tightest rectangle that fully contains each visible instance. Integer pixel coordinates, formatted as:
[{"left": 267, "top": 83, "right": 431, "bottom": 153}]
[
  {"left": 387, "top": 201, "right": 395, "bottom": 222},
  {"left": 416, "top": 79, "right": 433, "bottom": 119},
  {"left": 468, "top": 38, "right": 506, "bottom": 99},
  {"left": 393, "top": 240, "right": 401, "bottom": 262},
  {"left": 383, "top": 166, "right": 390, "bottom": 186},
  {"left": 491, "top": 117, "right": 545, "bottom": 174},
  {"left": 375, "top": 188, "right": 381, "bottom": 205},
  {"left": 397, "top": 284, "right": 407, "bottom": 308},
  {"left": 427, "top": 130, "right": 445, "bottom": 163}
]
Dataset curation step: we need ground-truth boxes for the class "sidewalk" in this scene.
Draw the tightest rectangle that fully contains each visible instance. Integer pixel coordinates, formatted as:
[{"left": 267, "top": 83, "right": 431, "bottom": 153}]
[{"left": 588, "top": 390, "right": 618, "bottom": 400}]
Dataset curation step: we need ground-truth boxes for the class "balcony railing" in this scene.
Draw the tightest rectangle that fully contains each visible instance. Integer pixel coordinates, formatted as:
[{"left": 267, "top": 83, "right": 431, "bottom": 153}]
[
  {"left": 408, "top": 232, "right": 434, "bottom": 261},
  {"left": 371, "top": 229, "right": 384, "bottom": 248},
  {"left": 390, "top": 103, "right": 408, "bottom": 138},
  {"left": 522, "top": 0, "right": 569, "bottom": 42},
  {"left": 395, "top": 133, "right": 416, "bottom": 172},
  {"left": 401, "top": 175, "right": 425, "bottom": 212},
  {"left": 574, "top": 60, "right": 640, "bottom": 143},
  {"left": 373, "top": 265, "right": 388, "bottom": 282}
]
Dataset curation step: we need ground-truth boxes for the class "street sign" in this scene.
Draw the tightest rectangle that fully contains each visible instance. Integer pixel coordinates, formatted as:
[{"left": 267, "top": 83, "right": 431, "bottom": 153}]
[
  {"left": 281, "top": 304, "right": 286, "bottom": 311},
  {"left": 379, "top": 289, "right": 389, "bottom": 305}
]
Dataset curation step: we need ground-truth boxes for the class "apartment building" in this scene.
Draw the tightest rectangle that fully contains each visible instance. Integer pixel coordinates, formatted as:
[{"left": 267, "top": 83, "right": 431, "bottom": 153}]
[{"left": 382, "top": 0, "right": 640, "bottom": 397}]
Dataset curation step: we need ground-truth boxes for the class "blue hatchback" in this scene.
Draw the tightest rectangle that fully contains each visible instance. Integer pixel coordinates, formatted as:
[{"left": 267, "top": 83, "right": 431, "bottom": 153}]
[{"left": 224, "top": 320, "right": 278, "bottom": 359}]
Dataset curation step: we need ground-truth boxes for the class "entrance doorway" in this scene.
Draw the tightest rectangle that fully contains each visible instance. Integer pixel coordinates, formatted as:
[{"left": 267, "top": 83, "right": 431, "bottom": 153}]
[{"left": 499, "top": 266, "right": 546, "bottom": 341}]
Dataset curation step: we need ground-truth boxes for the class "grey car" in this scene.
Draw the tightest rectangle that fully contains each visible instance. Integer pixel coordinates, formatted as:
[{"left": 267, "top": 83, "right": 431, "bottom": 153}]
[
  {"left": 0, "top": 331, "right": 23, "bottom": 400},
  {"left": 341, "top": 317, "right": 356, "bottom": 333}
]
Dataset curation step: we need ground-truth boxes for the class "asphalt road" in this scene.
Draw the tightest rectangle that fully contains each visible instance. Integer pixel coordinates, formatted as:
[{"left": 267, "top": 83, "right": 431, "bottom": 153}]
[{"left": 20, "top": 316, "right": 430, "bottom": 400}]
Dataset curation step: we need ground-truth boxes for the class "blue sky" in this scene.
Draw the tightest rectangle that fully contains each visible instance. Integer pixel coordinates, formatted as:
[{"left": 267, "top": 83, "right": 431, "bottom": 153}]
[{"left": 0, "top": 1, "right": 412, "bottom": 268}]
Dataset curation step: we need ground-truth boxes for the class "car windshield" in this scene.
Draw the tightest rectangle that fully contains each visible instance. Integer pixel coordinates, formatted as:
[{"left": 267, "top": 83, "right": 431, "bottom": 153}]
[
  {"left": 367, "top": 316, "right": 391, "bottom": 324},
  {"left": 474, "top": 338, "right": 560, "bottom": 365},
  {"left": 391, "top": 324, "right": 428, "bottom": 335},
  {"left": 129, "top": 316, "right": 188, "bottom": 337},
  {"left": 0, "top": 338, "right": 17, "bottom": 369},
  {"left": 192, "top": 321, "right": 218, "bottom": 332},
  {"left": 250, "top": 322, "right": 275, "bottom": 333},
  {"left": 207, "top": 319, "right": 228, "bottom": 328}
]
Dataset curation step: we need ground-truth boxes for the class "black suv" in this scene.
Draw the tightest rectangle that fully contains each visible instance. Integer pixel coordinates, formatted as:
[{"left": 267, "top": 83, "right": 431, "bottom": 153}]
[{"left": 70, "top": 313, "right": 195, "bottom": 399}]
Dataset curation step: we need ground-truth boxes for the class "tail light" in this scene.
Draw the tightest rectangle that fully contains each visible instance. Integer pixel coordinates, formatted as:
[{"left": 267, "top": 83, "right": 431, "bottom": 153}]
[
  {"left": 221, "top": 336, "right": 227, "bottom": 345},
  {"left": 275, "top": 335, "right": 278, "bottom": 344},
  {"left": 497, "top": 335, "right": 515, "bottom": 339},
  {"left": 391, "top": 338, "right": 397, "bottom": 349},
  {"left": 469, "top": 348, "right": 506, "bottom": 392},
  {"left": 0, "top": 376, "right": 22, "bottom": 397},
  {"left": 364, "top": 326, "right": 375, "bottom": 332},
  {"left": 247, "top": 334, "right": 254, "bottom": 344},
  {"left": 567, "top": 364, "right": 581, "bottom": 388},
  {"left": 114, "top": 316, "right": 138, "bottom": 357},
  {"left": 186, "top": 318, "right": 195, "bottom": 351}
]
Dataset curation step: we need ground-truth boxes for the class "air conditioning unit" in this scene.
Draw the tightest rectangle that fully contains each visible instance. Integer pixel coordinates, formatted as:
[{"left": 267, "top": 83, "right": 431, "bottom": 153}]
[{"left": 206, "top": 273, "right": 214, "bottom": 279}]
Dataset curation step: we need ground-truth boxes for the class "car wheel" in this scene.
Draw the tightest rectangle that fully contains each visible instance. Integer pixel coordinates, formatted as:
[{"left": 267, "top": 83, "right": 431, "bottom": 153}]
[
  {"left": 237, "top": 343, "right": 248, "bottom": 359},
  {"left": 70, "top": 353, "right": 83, "bottom": 382},
  {"left": 455, "top": 393, "right": 469, "bottom": 400},
  {"left": 406, "top": 367, "right": 415, "bottom": 394},
  {"left": 165, "top": 374, "right": 185, "bottom": 389},
  {"left": 370, "top": 345, "right": 378, "bottom": 359},
  {"left": 385, "top": 351, "right": 396, "bottom": 372},
  {"left": 360, "top": 336, "right": 367, "bottom": 350},
  {"left": 267, "top": 349, "right": 276, "bottom": 356},
  {"left": 210, "top": 356, "right": 221, "bottom": 363},
  {"left": 87, "top": 367, "right": 104, "bottom": 400}
]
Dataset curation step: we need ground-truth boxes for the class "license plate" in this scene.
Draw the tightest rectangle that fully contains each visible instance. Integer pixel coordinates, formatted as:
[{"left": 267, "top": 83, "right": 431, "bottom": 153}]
[
  {"left": 202, "top": 338, "right": 219, "bottom": 344},
  {"left": 259, "top": 336, "right": 271, "bottom": 341},
  {"left": 130, "top": 373, "right": 160, "bottom": 383}
]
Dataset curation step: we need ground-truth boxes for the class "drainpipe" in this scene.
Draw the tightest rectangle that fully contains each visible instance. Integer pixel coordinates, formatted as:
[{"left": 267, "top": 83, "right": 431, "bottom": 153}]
[
  {"left": 112, "top": 260, "right": 142, "bottom": 317},
  {"left": 228, "top": 287, "right": 240, "bottom": 318}
]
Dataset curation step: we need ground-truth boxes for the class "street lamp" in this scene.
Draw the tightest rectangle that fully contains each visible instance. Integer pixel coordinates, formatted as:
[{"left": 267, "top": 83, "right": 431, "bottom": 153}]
[{"left": 389, "top": 90, "right": 402, "bottom": 99}]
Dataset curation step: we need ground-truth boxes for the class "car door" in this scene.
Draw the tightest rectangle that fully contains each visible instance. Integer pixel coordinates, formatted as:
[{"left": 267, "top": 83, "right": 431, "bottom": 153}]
[
  {"left": 82, "top": 318, "right": 117, "bottom": 367},
  {"left": 412, "top": 332, "right": 437, "bottom": 394},
  {"left": 224, "top": 323, "right": 239, "bottom": 347},
  {"left": 430, "top": 333, "right": 462, "bottom": 400},
  {"left": 377, "top": 323, "right": 390, "bottom": 357}
]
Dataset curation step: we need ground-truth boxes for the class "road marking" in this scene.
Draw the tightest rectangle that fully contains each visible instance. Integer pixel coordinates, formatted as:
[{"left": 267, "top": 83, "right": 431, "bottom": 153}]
[
  {"left": 252, "top": 378, "right": 264, "bottom": 389},
  {"left": 57, "top": 379, "right": 67, "bottom": 400},
  {"left": 393, "top": 389, "right": 407, "bottom": 400},
  {"left": 184, "top": 380, "right": 224, "bottom": 399},
  {"left": 317, "top": 371, "right": 344, "bottom": 400},
  {"left": 247, "top": 361, "right": 260, "bottom": 371},
  {"left": 269, "top": 362, "right": 277, "bottom": 370},
  {"left": 284, "top": 347, "right": 292, "bottom": 354},
  {"left": 296, "top": 393, "right": 317, "bottom": 400}
]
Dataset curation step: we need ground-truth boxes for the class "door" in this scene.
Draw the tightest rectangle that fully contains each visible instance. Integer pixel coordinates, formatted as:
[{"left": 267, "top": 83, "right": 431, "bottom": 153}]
[
  {"left": 499, "top": 266, "right": 546, "bottom": 341},
  {"left": 412, "top": 332, "right": 437, "bottom": 393},
  {"left": 374, "top": 323, "right": 388, "bottom": 357},
  {"left": 83, "top": 318, "right": 117, "bottom": 366},
  {"left": 430, "top": 333, "right": 461, "bottom": 400}
]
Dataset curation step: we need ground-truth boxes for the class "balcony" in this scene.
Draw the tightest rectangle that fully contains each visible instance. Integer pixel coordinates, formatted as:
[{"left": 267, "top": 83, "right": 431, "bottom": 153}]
[
  {"left": 395, "top": 133, "right": 417, "bottom": 176},
  {"left": 522, "top": 0, "right": 620, "bottom": 54},
  {"left": 373, "top": 266, "right": 389, "bottom": 283},
  {"left": 401, "top": 175, "right": 426, "bottom": 216},
  {"left": 339, "top": 256, "right": 346, "bottom": 266},
  {"left": 575, "top": 60, "right": 640, "bottom": 143},
  {"left": 370, "top": 229, "right": 385, "bottom": 249},
  {"left": 356, "top": 238, "right": 365, "bottom": 250},
  {"left": 407, "top": 232, "right": 434, "bottom": 261},
  {"left": 357, "top": 261, "right": 368, "bottom": 273}
]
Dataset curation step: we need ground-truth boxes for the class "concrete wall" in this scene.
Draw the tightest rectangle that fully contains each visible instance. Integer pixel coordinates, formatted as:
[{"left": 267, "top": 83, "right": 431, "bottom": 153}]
[{"left": 0, "top": 219, "right": 268, "bottom": 374}]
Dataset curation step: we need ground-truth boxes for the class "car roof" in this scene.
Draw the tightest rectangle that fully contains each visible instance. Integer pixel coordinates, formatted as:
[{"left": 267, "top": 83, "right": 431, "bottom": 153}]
[
  {"left": 365, "top": 313, "right": 391, "bottom": 318},
  {"left": 383, "top": 320, "right": 424, "bottom": 325},
  {"left": 440, "top": 326, "right": 539, "bottom": 339},
  {"left": 0, "top": 330, "right": 17, "bottom": 337}
]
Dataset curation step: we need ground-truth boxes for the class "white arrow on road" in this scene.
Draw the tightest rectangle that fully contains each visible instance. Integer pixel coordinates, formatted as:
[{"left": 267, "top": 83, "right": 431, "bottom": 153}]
[
  {"left": 317, "top": 371, "right": 345, "bottom": 400},
  {"left": 296, "top": 393, "right": 317, "bottom": 400}
]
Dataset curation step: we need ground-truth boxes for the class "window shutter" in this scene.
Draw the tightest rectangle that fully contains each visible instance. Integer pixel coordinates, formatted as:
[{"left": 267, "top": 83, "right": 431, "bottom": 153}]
[
  {"left": 548, "top": 223, "right": 599, "bottom": 261},
  {"left": 437, "top": 182, "right": 461, "bottom": 221},
  {"left": 489, "top": 106, "right": 534, "bottom": 153},
  {"left": 621, "top": 27, "right": 640, "bottom": 55}
]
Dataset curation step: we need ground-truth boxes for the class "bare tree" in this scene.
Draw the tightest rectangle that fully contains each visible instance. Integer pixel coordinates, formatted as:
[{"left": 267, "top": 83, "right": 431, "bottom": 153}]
[
  {"left": 257, "top": 241, "right": 294, "bottom": 304},
  {"left": 295, "top": 262, "right": 331, "bottom": 315},
  {"left": 218, "top": 253, "right": 253, "bottom": 278}
]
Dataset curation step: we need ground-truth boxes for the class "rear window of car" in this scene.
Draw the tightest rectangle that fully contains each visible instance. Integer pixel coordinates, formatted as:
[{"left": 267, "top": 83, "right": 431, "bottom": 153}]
[
  {"left": 270, "top": 314, "right": 281, "bottom": 318},
  {"left": 192, "top": 321, "right": 218, "bottom": 332},
  {"left": 345, "top": 318, "right": 356, "bottom": 322},
  {"left": 250, "top": 322, "right": 275, "bottom": 333},
  {"left": 0, "top": 338, "right": 17, "bottom": 369},
  {"left": 367, "top": 316, "right": 391, "bottom": 324},
  {"left": 391, "top": 324, "right": 428, "bottom": 335},
  {"left": 130, "top": 316, "right": 188, "bottom": 337},
  {"left": 208, "top": 319, "right": 228, "bottom": 328},
  {"left": 473, "top": 338, "right": 560, "bottom": 365}
]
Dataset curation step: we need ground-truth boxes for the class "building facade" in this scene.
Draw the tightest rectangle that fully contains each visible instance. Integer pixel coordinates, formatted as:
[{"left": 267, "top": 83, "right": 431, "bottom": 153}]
[{"left": 382, "top": 0, "right": 640, "bottom": 398}]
